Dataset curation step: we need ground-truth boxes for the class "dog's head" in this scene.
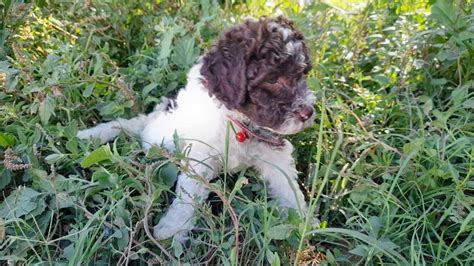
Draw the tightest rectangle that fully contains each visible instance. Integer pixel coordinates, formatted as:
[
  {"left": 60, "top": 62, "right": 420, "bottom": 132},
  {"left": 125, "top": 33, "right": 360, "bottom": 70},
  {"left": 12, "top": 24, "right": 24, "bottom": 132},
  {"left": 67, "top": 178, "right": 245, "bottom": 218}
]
[{"left": 201, "top": 16, "right": 315, "bottom": 135}]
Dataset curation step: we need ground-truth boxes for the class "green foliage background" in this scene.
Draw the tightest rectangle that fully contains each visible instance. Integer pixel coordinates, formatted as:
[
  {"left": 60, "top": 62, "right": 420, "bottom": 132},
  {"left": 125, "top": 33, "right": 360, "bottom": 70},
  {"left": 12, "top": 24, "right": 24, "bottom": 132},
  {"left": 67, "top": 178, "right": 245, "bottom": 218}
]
[{"left": 0, "top": 0, "right": 473, "bottom": 264}]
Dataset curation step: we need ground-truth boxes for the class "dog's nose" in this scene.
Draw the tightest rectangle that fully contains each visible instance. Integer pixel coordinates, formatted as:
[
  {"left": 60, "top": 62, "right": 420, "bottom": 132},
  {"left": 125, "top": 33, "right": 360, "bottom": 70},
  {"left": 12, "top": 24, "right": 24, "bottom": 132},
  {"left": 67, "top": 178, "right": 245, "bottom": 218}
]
[{"left": 296, "top": 105, "right": 314, "bottom": 122}]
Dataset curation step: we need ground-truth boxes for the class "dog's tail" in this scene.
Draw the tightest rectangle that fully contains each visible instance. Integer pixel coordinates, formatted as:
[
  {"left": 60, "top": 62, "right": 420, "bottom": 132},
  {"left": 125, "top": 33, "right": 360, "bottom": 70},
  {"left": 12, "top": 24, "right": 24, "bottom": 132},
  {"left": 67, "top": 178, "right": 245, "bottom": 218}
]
[{"left": 77, "top": 97, "right": 171, "bottom": 144}]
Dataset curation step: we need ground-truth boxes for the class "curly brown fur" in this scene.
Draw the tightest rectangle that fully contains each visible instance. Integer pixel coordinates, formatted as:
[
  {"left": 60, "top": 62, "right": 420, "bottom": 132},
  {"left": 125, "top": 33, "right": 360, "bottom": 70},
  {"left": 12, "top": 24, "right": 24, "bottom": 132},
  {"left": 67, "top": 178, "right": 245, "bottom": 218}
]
[{"left": 201, "top": 16, "right": 313, "bottom": 130}]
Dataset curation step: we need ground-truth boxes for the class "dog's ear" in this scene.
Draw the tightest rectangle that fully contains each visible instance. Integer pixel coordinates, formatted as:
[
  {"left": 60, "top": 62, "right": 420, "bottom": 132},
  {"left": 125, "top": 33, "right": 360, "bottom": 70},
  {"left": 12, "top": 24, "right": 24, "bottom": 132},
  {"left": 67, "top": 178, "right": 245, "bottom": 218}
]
[{"left": 201, "top": 23, "right": 256, "bottom": 110}]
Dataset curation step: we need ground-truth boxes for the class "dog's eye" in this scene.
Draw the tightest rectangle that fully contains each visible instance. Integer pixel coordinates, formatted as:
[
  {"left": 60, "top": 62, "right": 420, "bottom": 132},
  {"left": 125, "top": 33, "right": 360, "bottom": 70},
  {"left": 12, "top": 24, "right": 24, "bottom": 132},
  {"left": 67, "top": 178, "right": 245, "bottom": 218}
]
[{"left": 267, "top": 77, "right": 279, "bottom": 84}]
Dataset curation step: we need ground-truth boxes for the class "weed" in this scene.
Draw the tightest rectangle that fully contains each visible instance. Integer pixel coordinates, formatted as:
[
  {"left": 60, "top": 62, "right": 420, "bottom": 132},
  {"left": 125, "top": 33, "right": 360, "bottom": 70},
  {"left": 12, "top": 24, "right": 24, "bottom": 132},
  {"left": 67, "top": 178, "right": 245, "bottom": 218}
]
[{"left": 0, "top": 0, "right": 472, "bottom": 265}]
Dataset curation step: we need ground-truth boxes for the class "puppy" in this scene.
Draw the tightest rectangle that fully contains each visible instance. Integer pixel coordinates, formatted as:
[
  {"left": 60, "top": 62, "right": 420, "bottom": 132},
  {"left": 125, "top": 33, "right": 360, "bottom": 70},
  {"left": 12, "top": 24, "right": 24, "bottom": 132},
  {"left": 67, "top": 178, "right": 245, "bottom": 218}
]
[{"left": 77, "top": 16, "right": 315, "bottom": 241}]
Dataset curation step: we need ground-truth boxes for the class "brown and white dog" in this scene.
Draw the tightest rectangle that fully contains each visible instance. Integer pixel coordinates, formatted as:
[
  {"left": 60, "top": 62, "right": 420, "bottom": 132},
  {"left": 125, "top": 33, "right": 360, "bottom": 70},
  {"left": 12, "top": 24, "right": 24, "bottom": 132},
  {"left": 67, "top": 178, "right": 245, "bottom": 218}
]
[{"left": 77, "top": 16, "right": 316, "bottom": 241}]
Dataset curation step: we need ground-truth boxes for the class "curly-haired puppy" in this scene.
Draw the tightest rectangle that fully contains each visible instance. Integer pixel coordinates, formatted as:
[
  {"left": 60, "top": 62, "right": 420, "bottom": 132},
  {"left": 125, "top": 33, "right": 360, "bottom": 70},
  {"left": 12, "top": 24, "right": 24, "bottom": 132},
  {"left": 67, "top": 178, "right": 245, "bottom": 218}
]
[{"left": 77, "top": 16, "right": 315, "bottom": 241}]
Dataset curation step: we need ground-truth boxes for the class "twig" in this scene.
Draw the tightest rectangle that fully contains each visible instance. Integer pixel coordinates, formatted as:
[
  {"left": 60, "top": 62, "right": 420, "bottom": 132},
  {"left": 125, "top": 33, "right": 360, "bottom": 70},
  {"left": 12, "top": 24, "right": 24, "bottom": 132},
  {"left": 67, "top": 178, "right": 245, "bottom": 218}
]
[
  {"left": 143, "top": 201, "right": 178, "bottom": 264},
  {"left": 122, "top": 220, "right": 142, "bottom": 266},
  {"left": 197, "top": 175, "right": 240, "bottom": 264},
  {"left": 80, "top": 207, "right": 168, "bottom": 264}
]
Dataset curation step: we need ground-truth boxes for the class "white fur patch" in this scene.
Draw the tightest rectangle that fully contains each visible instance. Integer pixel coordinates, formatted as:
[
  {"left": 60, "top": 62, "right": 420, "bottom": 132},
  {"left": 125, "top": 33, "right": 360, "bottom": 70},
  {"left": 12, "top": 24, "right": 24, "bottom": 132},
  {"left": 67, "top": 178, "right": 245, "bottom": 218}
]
[
  {"left": 285, "top": 41, "right": 307, "bottom": 68},
  {"left": 268, "top": 22, "right": 293, "bottom": 41},
  {"left": 267, "top": 22, "right": 306, "bottom": 67}
]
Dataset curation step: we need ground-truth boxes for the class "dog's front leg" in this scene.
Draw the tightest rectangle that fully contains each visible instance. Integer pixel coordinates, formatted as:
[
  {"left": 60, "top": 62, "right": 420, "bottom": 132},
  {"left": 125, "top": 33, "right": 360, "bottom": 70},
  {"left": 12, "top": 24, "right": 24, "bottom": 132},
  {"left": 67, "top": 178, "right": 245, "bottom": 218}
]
[
  {"left": 253, "top": 142, "right": 307, "bottom": 216},
  {"left": 259, "top": 165, "right": 307, "bottom": 216},
  {"left": 153, "top": 161, "right": 216, "bottom": 241}
]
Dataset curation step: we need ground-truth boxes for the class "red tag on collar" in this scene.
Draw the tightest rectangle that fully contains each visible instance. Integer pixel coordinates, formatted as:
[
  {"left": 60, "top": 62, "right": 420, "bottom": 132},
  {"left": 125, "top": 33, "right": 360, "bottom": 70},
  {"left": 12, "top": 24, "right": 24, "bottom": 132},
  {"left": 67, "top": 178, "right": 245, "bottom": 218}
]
[{"left": 235, "top": 130, "right": 249, "bottom": 142}]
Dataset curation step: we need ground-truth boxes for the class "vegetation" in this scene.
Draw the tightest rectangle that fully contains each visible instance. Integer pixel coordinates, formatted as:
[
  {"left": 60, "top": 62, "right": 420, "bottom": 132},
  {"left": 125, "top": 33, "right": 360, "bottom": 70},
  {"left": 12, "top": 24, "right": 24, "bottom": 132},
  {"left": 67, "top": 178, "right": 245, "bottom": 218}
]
[{"left": 0, "top": 0, "right": 472, "bottom": 264}]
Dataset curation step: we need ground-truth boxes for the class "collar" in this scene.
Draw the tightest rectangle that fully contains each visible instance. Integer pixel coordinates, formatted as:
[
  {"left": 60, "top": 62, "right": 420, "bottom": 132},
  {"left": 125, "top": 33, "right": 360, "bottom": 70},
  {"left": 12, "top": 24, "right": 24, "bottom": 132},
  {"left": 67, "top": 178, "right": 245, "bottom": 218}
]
[
  {"left": 227, "top": 115, "right": 310, "bottom": 201},
  {"left": 227, "top": 115, "right": 285, "bottom": 147}
]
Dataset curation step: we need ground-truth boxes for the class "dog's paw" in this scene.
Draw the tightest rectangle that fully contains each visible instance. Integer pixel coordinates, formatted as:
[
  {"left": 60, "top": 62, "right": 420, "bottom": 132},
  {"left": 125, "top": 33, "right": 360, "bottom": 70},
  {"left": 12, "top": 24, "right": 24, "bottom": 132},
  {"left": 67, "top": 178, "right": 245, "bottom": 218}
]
[
  {"left": 76, "top": 129, "right": 89, "bottom": 139},
  {"left": 76, "top": 123, "right": 121, "bottom": 143},
  {"left": 153, "top": 219, "right": 193, "bottom": 242}
]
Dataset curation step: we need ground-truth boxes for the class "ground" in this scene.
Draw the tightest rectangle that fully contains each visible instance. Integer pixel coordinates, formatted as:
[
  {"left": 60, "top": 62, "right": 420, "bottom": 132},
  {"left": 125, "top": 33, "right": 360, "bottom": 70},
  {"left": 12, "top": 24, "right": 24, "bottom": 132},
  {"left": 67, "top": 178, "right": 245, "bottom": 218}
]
[{"left": 0, "top": 0, "right": 473, "bottom": 265}]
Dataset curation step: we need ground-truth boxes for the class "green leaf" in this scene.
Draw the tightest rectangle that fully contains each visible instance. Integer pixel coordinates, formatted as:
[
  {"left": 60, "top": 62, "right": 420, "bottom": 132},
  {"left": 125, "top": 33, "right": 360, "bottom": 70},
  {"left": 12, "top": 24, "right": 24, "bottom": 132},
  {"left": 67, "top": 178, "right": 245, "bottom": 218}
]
[
  {"left": 403, "top": 138, "right": 423, "bottom": 155},
  {"left": 142, "top": 82, "right": 158, "bottom": 98},
  {"left": 165, "top": 81, "right": 178, "bottom": 94},
  {"left": 80, "top": 144, "right": 113, "bottom": 167},
  {"left": 83, "top": 82, "right": 95, "bottom": 97},
  {"left": 158, "top": 162, "right": 178, "bottom": 186},
  {"left": 200, "top": 0, "right": 210, "bottom": 18},
  {"left": 116, "top": 200, "right": 131, "bottom": 227},
  {"left": 350, "top": 245, "right": 369, "bottom": 257},
  {"left": 32, "top": 169, "right": 52, "bottom": 191},
  {"left": 229, "top": 172, "right": 248, "bottom": 203},
  {"left": 45, "top": 153, "right": 65, "bottom": 164},
  {"left": 457, "top": 31, "right": 474, "bottom": 41},
  {"left": 325, "top": 249, "right": 336, "bottom": 264},
  {"left": 267, "top": 224, "right": 295, "bottom": 240},
  {"left": 0, "top": 132, "right": 15, "bottom": 148},
  {"left": 63, "top": 243, "right": 75, "bottom": 259},
  {"left": 310, "top": 2, "right": 331, "bottom": 13},
  {"left": 54, "top": 193, "right": 76, "bottom": 209},
  {"left": 451, "top": 86, "right": 468, "bottom": 107},
  {"left": 437, "top": 49, "right": 459, "bottom": 61},
  {"left": 430, "top": 0, "right": 465, "bottom": 30},
  {"left": 64, "top": 122, "right": 79, "bottom": 139},
  {"left": 39, "top": 95, "right": 56, "bottom": 125},
  {"left": 173, "top": 239, "right": 184, "bottom": 258},
  {"left": 93, "top": 54, "right": 104, "bottom": 75},
  {"left": 36, "top": 210, "right": 53, "bottom": 235},
  {"left": 367, "top": 216, "right": 383, "bottom": 237},
  {"left": 0, "top": 187, "right": 43, "bottom": 219},
  {"left": 372, "top": 74, "right": 390, "bottom": 86},
  {"left": 430, "top": 78, "right": 447, "bottom": 86},
  {"left": 266, "top": 249, "right": 280, "bottom": 266},
  {"left": 463, "top": 98, "right": 474, "bottom": 109},
  {"left": 116, "top": 228, "right": 129, "bottom": 250},
  {"left": 91, "top": 169, "right": 116, "bottom": 187},
  {"left": 159, "top": 26, "right": 182, "bottom": 60},
  {"left": 230, "top": 247, "right": 237, "bottom": 265},
  {"left": 423, "top": 98, "right": 433, "bottom": 116},
  {"left": 122, "top": 177, "right": 145, "bottom": 192},
  {"left": 0, "top": 167, "right": 12, "bottom": 190},
  {"left": 172, "top": 37, "right": 199, "bottom": 68},
  {"left": 98, "top": 102, "right": 120, "bottom": 117},
  {"left": 36, "top": 0, "right": 46, "bottom": 7}
]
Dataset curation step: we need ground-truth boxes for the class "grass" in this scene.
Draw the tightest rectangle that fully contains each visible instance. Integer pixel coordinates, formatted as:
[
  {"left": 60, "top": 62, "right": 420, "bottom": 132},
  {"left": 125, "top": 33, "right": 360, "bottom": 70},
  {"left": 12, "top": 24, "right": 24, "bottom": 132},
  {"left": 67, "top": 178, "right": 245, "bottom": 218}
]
[{"left": 0, "top": 0, "right": 473, "bottom": 265}]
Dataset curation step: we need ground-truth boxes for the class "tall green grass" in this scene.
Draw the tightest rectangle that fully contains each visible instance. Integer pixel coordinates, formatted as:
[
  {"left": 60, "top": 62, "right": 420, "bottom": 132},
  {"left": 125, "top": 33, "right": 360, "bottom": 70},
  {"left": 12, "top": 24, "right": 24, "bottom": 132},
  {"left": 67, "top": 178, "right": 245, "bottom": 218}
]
[{"left": 0, "top": 0, "right": 472, "bottom": 264}]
